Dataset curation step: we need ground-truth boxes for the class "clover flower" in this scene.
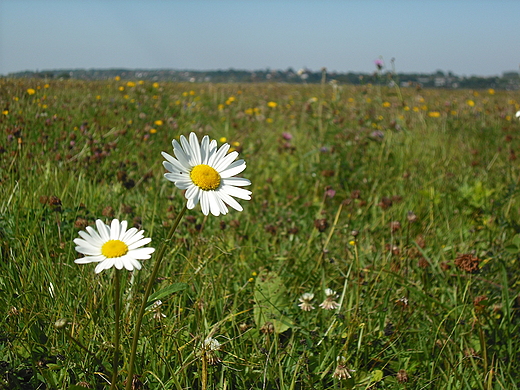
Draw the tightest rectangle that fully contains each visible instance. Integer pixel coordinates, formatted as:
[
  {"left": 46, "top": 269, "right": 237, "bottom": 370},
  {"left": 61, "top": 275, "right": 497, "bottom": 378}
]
[
  {"left": 201, "top": 337, "right": 222, "bottom": 365},
  {"left": 162, "top": 133, "right": 251, "bottom": 216},
  {"left": 298, "top": 292, "right": 315, "bottom": 311},
  {"left": 319, "top": 288, "right": 340, "bottom": 310},
  {"left": 74, "top": 219, "right": 155, "bottom": 274},
  {"left": 332, "top": 356, "right": 355, "bottom": 380}
]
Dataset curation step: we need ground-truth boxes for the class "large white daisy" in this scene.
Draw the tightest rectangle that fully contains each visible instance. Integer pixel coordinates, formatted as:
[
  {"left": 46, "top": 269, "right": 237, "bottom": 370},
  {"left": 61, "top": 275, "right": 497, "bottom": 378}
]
[
  {"left": 162, "top": 132, "right": 252, "bottom": 216},
  {"left": 74, "top": 219, "right": 155, "bottom": 274}
]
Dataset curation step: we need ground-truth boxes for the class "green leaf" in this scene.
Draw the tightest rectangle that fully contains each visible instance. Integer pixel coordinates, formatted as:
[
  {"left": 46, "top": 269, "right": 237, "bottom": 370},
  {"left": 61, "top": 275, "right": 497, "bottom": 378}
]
[
  {"left": 371, "top": 369, "right": 384, "bottom": 382},
  {"left": 504, "top": 244, "right": 519, "bottom": 254},
  {"left": 146, "top": 283, "right": 188, "bottom": 308},
  {"left": 512, "top": 234, "right": 520, "bottom": 247},
  {"left": 253, "top": 269, "right": 293, "bottom": 333}
]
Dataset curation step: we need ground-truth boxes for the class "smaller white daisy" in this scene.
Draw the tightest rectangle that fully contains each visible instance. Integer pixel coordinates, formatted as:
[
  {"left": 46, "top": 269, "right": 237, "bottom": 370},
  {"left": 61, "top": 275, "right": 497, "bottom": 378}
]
[
  {"left": 162, "top": 132, "right": 252, "bottom": 216},
  {"left": 74, "top": 219, "right": 155, "bottom": 274},
  {"left": 516, "top": 110, "right": 520, "bottom": 119}
]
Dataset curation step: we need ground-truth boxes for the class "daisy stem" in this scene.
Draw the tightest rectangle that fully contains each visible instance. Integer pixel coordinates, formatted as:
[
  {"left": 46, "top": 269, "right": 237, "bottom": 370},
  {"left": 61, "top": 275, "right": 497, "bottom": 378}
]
[
  {"left": 110, "top": 270, "right": 121, "bottom": 390},
  {"left": 125, "top": 204, "right": 187, "bottom": 390}
]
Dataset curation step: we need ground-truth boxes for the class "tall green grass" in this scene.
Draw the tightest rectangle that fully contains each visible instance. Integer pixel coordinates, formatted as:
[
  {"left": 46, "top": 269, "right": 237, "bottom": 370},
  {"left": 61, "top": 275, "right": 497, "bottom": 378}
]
[{"left": 1, "top": 78, "right": 520, "bottom": 389}]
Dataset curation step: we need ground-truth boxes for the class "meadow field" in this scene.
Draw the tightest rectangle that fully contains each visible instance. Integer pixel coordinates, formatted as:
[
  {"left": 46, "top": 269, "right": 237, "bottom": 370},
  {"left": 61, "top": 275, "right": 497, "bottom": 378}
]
[{"left": 1, "top": 76, "right": 520, "bottom": 389}]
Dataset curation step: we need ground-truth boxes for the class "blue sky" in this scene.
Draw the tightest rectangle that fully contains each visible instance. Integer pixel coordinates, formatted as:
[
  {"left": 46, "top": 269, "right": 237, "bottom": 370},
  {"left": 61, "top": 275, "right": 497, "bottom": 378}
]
[{"left": 1, "top": 0, "right": 519, "bottom": 76}]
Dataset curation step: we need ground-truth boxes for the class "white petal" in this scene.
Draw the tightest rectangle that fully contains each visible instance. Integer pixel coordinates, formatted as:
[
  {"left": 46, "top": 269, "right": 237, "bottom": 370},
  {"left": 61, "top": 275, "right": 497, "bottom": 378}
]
[
  {"left": 129, "top": 247, "right": 155, "bottom": 259},
  {"left": 95, "top": 259, "right": 114, "bottom": 273},
  {"left": 164, "top": 172, "right": 190, "bottom": 184},
  {"left": 127, "top": 237, "right": 152, "bottom": 250},
  {"left": 189, "top": 132, "right": 202, "bottom": 165},
  {"left": 110, "top": 219, "right": 120, "bottom": 240},
  {"left": 173, "top": 138, "right": 192, "bottom": 168},
  {"left": 185, "top": 184, "right": 200, "bottom": 201},
  {"left": 83, "top": 226, "right": 104, "bottom": 245},
  {"left": 200, "top": 191, "right": 210, "bottom": 215},
  {"left": 221, "top": 185, "right": 252, "bottom": 200},
  {"left": 222, "top": 177, "right": 251, "bottom": 187},
  {"left": 214, "top": 151, "right": 239, "bottom": 172},
  {"left": 75, "top": 254, "right": 106, "bottom": 264},
  {"left": 96, "top": 220, "right": 110, "bottom": 241},
  {"left": 215, "top": 189, "right": 244, "bottom": 211},
  {"left": 186, "top": 197, "right": 196, "bottom": 209},
  {"left": 118, "top": 220, "right": 128, "bottom": 240},
  {"left": 180, "top": 135, "right": 195, "bottom": 164},
  {"left": 219, "top": 160, "right": 247, "bottom": 178},
  {"left": 207, "top": 192, "right": 222, "bottom": 216},
  {"left": 208, "top": 143, "right": 230, "bottom": 167},
  {"left": 129, "top": 258, "right": 142, "bottom": 270},
  {"left": 209, "top": 139, "right": 217, "bottom": 154},
  {"left": 121, "top": 227, "right": 139, "bottom": 242},
  {"left": 162, "top": 152, "right": 189, "bottom": 173},
  {"left": 75, "top": 243, "right": 102, "bottom": 256},
  {"left": 113, "top": 258, "right": 124, "bottom": 270},
  {"left": 214, "top": 193, "right": 229, "bottom": 215},
  {"left": 200, "top": 135, "right": 210, "bottom": 164}
]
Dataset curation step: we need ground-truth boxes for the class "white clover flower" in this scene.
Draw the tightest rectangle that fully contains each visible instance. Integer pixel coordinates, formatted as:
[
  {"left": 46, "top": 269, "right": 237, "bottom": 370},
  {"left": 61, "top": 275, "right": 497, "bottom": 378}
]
[
  {"left": 516, "top": 110, "right": 520, "bottom": 119},
  {"left": 319, "top": 288, "right": 340, "bottom": 310},
  {"left": 74, "top": 219, "right": 155, "bottom": 274},
  {"left": 162, "top": 132, "right": 251, "bottom": 216},
  {"left": 202, "top": 337, "right": 222, "bottom": 365},
  {"left": 298, "top": 292, "right": 315, "bottom": 311},
  {"left": 332, "top": 356, "right": 355, "bottom": 380}
]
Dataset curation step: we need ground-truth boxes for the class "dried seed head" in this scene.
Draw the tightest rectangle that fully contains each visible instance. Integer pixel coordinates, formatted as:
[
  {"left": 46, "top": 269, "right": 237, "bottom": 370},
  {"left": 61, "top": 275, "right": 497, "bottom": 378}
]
[
  {"left": 390, "top": 221, "right": 401, "bottom": 233},
  {"left": 260, "top": 322, "right": 275, "bottom": 334},
  {"left": 396, "top": 369, "right": 409, "bottom": 383},
  {"left": 314, "top": 218, "right": 329, "bottom": 232},
  {"left": 454, "top": 253, "right": 480, "bottom": 273},
  {"left": 102, "top": 206, "right": 115, "bottom": 218},
  {"left": 407, "top": 211, "right": 418, "bottom": 223}
]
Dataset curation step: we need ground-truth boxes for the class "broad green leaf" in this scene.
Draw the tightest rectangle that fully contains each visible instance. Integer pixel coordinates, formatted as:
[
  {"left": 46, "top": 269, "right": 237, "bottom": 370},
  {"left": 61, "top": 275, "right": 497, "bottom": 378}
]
[
  {"left": 254, "top": 269, "right": 293, "bottom": 333},
  {"left": 504, "top": 244, "right": 519, "bottom": 254},
  {"left": 371, "top": 369, "right": 383, "bottom": 382}
]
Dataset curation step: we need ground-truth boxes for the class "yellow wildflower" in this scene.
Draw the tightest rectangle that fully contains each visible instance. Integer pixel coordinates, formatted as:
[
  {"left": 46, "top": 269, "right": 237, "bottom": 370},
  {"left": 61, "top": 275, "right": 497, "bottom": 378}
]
[
  {"left": 267, "top": 101, "right": 277, "bottom": 108},
  {"left": 382, "top": 101, "right": 391, "bottom": 108},
  {"left": 126, "top": 81, "right": 136, "bottom": 87},
  {"left": 154, "top": 120, "right": 163, "bottom": 126},
  {"left": 428, "top": 111, "right": 441, "bottom": 118},
  {"left": 152, "top": 82, "right": 159, "bottom": 88},
  {"left": 27, "top": 88, "right": 36, "bottom": 95},
  {"left": 466, "top": 100, "right": 475, "bottom": 107}
]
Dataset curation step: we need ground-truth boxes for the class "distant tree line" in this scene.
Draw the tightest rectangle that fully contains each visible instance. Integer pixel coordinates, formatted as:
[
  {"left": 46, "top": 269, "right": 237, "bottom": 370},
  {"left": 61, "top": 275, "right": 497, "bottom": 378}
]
[{"left": 4, "top": 67, "right": 519, "bottom": 90}]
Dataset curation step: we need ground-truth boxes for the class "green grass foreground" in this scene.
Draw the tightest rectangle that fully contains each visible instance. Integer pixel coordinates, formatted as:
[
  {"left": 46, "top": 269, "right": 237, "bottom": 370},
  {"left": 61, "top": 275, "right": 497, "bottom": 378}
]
[{"left": 1, "top": 78, "right": 520, "bottom": 389}]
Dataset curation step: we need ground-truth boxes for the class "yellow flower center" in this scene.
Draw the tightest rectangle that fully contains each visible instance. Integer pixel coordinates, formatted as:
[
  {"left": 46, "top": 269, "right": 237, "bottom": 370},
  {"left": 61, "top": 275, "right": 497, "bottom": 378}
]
[
  {"left": 190, "top": 164, "right": 221, "bottom": 191},
  {"left": 101, "top": 240, "right": 128, "bottom": 258}
]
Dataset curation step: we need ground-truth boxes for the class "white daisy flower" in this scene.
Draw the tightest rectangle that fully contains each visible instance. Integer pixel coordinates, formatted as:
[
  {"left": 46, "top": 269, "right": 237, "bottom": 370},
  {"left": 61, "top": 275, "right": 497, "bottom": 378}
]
[
  {"left": 74, "top": 219, "right": 155, "bottom": 274},
  {"left": 162, "top": 132, "right": 252, "bottom": 216}
]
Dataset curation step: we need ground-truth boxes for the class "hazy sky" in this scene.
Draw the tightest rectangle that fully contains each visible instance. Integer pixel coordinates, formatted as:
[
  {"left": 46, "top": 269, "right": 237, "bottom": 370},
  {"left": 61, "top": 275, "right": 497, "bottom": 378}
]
[{"left": 1, "top": 0, "right": 519, "bottom": 76}]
